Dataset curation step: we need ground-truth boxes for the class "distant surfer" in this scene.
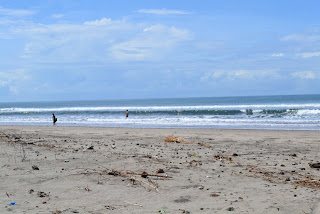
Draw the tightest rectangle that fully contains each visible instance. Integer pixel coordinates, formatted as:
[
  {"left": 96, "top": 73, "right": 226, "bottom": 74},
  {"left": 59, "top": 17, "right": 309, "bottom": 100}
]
[
  {"left": 126, "top": 110, "right": 129, "bottom": 118},
  {"left": 52, "top": 113, "right": 58, "bottom": 125}
]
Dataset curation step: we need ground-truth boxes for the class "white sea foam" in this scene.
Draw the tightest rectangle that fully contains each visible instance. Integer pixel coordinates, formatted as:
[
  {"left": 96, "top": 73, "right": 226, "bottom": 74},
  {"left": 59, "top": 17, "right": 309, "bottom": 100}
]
[
  {"left": 1, "top": 115, "right": 319, "bottom": 129},
  {"left": 296, "top": 109, "right": 320, "bottom": 115},
  {"left": 2, "top": 103, "right": 320, "bottom": 113}
]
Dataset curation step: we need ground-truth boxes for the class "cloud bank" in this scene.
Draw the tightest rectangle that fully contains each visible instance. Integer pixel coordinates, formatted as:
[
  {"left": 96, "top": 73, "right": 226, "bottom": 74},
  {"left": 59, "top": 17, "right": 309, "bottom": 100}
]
[{"left": 138, "top": 9, "right": 191, "bottom": 15}]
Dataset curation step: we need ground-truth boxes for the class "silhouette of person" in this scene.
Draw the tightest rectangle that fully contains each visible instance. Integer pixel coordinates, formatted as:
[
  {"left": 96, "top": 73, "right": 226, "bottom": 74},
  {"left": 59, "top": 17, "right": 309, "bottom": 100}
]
[
  {"left": 126, "top": 110, "right": 129, "bottom": 118},
  {"left": 52, "top": 113, "right": 58, "bottom": 125}
]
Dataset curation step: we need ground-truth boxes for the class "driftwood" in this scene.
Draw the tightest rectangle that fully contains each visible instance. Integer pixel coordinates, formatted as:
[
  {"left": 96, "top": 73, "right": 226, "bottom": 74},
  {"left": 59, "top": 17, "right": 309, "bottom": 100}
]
[
  {"left": 309, "top": 163, "right": 320, "bottom": 168},
  {"left": 74, "top": 168, "right": 172, "bottom": 192},
  {"left": 297, "top": 179, "right": 320, "bottom": 189},
  {"left": 105, "top": 169, "right": 172, "bottom": 178}
]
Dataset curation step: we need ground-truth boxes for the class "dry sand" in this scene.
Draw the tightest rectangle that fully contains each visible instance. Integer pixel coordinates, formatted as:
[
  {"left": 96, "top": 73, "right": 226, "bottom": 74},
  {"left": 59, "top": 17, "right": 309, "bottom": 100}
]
[{"left": 1, "top": 126, "right": 320, "bottom": 214}]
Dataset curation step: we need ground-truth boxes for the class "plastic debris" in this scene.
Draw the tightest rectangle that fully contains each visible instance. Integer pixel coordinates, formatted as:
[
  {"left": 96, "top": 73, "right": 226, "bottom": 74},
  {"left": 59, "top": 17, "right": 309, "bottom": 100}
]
[
  {"left": 10, "top": 202, "right": 16, "bottom": 206},
  {"left": 158, "top": 210, "right": 166, "bottom": 213}
]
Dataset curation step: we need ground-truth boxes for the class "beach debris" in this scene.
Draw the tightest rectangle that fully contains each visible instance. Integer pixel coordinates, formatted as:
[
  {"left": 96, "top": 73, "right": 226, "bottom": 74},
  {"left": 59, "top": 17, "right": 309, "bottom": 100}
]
[
  {"left": 6, "top": 192, "right": 10, "bottom": 198},
  {"left": 158, "top": 209, "right": 166, "bottom": 213},
  {"left": 187, "top": 159, "right": 202, "bottom": 167},
  {"left": 10, "top": 202, "right": 16, "bottom": 206},
  {"left": 29, "top": 189, "right": 34, "bottom": 194},
  {"left": 32, "top": 165, "right": 39, "bottom": 170},
  {"left": 105, "top": 205, "right": 116, "bottom": 210},
  {"left": 198, "top": 142, "right": 212, "bottom": 148},
  {"left": 107, "top": 170, "right": 122, "bottom": 176},
  {"left": 227, "top": 207, "right": 235, "bottom": 211},
  {"left": 78, "top": 169, "right": 169, "bottom": 192},
  {"left": 210, "top": 193, "right": 220, "bottom": 197},
  {"left": 232, "top": 153, "right": 239, "bottom": 156},
  {"left": 141, "top": 171, "right": 148, "bottom": 178},
  {"left": 104, "top": 169, "right": 171, "bottom": 178},
  {"left": 87, "top": 145, "right": 94, "bottom": 150},
  {"left": 179, "top": 209, "right": 191, "bottom": 214},
  {"left": 37, "top": 191, "right": 49, "bottom": 198},
  {"left": 297, "top": 179, "right": 320, "bottom": 189},
  {"left": 164, "top": 136, "right": 192, "bottom": 144},
  {"left": 309, "top": 163, "right": 320, "bottom": 168},
  {"left": 173, "top": 196, "right": 191, "bottom": 203},
  {"left": 84, "top": 185, "right": 90, "bottom": 192},
  {"left": 156, "top": 168, "right": 165, "bottom": 173},
  {"left": 213, "top": 154, "right": 231, "bottom": 161},
  {"left": 125, "top": 201, "right": 143, "bottom": 207}
]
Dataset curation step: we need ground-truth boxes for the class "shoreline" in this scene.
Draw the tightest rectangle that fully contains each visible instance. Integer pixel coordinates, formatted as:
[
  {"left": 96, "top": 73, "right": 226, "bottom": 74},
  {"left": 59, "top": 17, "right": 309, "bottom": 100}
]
[
  {"left": 1, "top": 126, "right": 320, "bottom": 213},
  {"left": 1, "top": 124, "right": 320, "bottom": 131}
]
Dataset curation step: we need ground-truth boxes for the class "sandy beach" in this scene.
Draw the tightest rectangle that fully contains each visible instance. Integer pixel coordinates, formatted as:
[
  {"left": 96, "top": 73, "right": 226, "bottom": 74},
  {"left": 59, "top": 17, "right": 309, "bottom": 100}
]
[{"left": 1, "top": 126, "right": 320, "bottom": 214}]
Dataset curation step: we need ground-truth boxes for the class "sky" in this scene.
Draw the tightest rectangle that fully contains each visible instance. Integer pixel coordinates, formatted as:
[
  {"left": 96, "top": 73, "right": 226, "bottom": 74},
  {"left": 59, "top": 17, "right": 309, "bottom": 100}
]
[{"left": 0, "top": 0, "right": 320, "bottom": 102}]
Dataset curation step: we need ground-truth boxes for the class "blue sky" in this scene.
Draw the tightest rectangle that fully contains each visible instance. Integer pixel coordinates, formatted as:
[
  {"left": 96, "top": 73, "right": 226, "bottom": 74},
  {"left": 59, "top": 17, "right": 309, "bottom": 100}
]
[{"left": 0, "top": 0, "right": 320, "bottom": 101}]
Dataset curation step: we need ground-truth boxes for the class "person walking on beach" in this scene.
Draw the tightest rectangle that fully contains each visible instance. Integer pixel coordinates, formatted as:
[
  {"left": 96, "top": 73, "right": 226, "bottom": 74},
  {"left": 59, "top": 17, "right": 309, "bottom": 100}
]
[
  {"left": 126, "top": 110, "right": 129, "bottom": 118},
  {"left": 52, "top": 113, "right": 58, "bottom": 125}
]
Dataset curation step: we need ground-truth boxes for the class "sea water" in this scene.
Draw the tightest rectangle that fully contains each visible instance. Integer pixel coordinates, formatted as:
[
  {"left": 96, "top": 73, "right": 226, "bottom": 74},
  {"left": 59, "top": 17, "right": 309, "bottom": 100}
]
[{"left": 0, "top": 94, "right": 320, "bottom": 130}]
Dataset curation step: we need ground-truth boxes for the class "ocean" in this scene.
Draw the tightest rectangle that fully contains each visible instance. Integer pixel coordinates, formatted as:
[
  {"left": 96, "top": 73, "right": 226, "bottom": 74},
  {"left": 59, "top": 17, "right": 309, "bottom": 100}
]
[{"left": 1, "top": 94, "right": 320, "bottom": 130}]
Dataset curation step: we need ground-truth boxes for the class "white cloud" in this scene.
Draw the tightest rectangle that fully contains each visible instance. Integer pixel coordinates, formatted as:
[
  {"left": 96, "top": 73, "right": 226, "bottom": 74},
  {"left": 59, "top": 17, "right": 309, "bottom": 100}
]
[
  {"left": 84, "top": 17, "right": 112, "bottom": 26},
  {"left": 109, "top": 24, "right": 192, "bottom": 61},
  {"left": 170, "top": 26, "right": 192, "bottom": 40},
  {"left": 234, "top": 70, "right": 253, "bottom": 78},
  {"left": 201, "top": 70, "right": 279, "bottom": 82},
  {"left": 52, "top": 14, "right": 64, "bottom": 19},
  {"left": 0, "top": 7, "right": 34, "bottom": 16},
  {"left": 6, "top": 16, "right": 192, "bottom": 62},
  {"left": 292, "top": 71, "right": 316, "bottom": 80},
  {"left": 143, "top": 24, "right": 192, "bottom": 39},
  {"left": 0, "top": 70, "right": 31, "bottom": 94},
  {"left": 271, "top": 53, "right": 284, "bottom": 57},
  {"left": 0, "top": 80, "right": 8, "bottom": 86},
  {"left": 138, "top": 9, "right": 191, "bottom": 15},
  {"left": 296, "top": 52, "right": 320, "bottom": 58},
  {"left": 110, "top": 41, "right": 150, "bottom": 61},
  {"left": 200, "top": 71, "right": 225, "bottom": 81},
  {"left": 14, "top": 18, "right": 131, "bottom": 61},
  {"left": 280, "top": 33, "right": 320, "bottom": 42},
  {"left": 9, "top": 86, "right": 19, "bottom": 94}
]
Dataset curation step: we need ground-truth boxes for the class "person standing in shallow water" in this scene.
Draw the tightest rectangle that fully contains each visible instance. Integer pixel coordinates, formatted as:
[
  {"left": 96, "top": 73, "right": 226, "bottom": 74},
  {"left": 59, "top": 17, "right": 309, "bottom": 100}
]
[
  {"left": 52, "top": 113, "right": 57, "bottom": 125},
  {"left": 126, "top": 110, "right": 129, "bottom": 118}
]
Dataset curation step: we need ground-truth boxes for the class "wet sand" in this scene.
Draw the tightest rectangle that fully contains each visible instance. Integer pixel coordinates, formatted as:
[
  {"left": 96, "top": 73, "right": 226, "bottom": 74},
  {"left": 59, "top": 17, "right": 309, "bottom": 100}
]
[{"left": 1, "top": 126, "right": 320, "bottom": 213}]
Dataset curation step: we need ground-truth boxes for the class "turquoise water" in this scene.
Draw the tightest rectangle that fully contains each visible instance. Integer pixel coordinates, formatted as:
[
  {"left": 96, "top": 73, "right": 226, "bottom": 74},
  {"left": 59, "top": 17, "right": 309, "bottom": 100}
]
[{"left": 1, "top": 94, "right": 320, "bottom": 130}]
